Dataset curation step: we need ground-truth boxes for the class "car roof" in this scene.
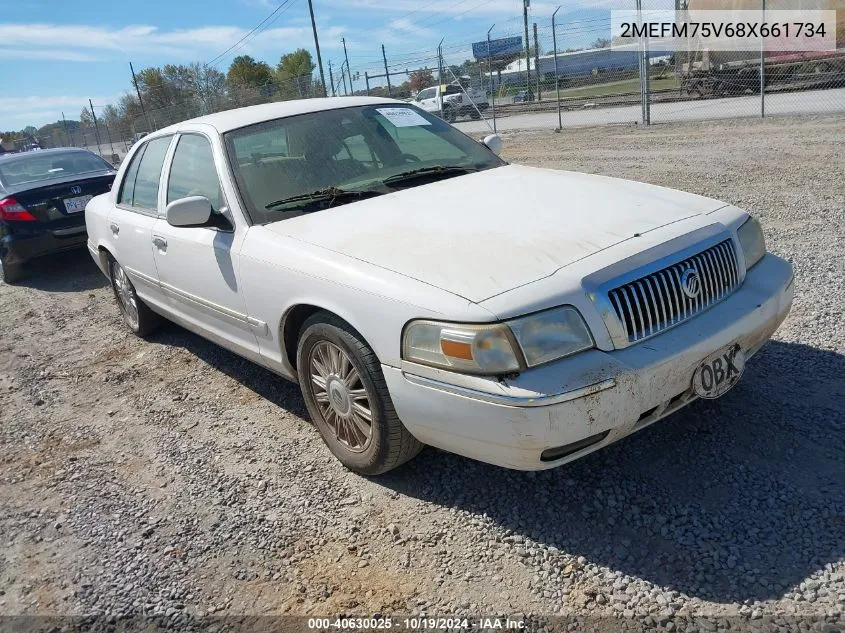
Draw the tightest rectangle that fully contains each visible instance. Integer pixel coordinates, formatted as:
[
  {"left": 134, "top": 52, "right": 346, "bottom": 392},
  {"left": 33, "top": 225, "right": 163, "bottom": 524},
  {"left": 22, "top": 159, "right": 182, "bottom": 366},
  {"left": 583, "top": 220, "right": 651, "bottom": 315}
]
[{"left": 153, "top": 96, "right": 404, "bottom": 136}]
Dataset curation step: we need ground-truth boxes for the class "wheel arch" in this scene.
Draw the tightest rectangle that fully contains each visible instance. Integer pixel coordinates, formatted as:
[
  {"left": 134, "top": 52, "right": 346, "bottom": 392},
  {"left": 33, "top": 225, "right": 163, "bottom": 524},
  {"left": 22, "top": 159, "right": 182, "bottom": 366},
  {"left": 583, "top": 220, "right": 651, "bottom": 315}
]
[{"left": 280, "top": 303, "right": 370, "bottom": 375}]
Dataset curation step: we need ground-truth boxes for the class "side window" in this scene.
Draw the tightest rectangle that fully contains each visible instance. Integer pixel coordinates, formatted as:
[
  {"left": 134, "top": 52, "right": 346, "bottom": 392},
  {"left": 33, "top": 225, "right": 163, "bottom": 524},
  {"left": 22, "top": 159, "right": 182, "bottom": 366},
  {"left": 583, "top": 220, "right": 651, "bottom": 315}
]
[
  {"left": 445, "top": 85, "right": 462, "bottom": 95},
  {"left": 167, "top": 135, "right": 223, "bottom": 212},
  {"left": 130, "top": 136, "right": 172, "bottom": 210},
  {"left": 117, "top": 144, "right": 146, "bottom": 206},
  {"left": 417, "top": 88, "right": 435, "bottom": 100}
]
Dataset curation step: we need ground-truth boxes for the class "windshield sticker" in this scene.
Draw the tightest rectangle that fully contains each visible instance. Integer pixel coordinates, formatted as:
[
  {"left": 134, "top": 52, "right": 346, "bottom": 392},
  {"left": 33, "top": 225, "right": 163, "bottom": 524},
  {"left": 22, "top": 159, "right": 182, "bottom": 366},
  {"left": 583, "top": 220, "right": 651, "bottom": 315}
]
[{"left": 376, "top": 107, "right": 432, "bottom": 127}]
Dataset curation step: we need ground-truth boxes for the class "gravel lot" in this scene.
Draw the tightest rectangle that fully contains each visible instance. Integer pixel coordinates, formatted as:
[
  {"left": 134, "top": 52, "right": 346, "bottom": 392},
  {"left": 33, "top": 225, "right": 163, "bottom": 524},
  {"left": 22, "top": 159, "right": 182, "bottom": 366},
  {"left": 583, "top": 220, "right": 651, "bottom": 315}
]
[{"left": 1, "top": 115, "right": 843, "bottom": 631}]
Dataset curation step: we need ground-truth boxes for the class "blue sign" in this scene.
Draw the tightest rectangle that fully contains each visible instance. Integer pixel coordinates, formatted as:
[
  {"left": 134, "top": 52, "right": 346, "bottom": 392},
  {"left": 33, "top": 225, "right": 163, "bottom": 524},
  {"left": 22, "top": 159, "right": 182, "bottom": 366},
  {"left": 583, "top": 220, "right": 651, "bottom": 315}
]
[{"left": 472, "top": 36, "right": 523, "bottom": 60}]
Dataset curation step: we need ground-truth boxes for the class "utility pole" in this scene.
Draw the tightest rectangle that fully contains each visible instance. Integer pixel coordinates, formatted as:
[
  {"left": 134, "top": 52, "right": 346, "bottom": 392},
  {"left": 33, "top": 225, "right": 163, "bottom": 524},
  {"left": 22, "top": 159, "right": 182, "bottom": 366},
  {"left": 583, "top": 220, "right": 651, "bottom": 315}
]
[
  {"left": 552, "top": 7, "right": 562, "bottom": 131},
  {"left": 523, "top": 0, "right": 532, "bottom": 94},
  {"left": 365, "top": 72, "right": 371, "bottom": 95},
  {"left": 340, "top": 65, "right": 348, "bottom": 96},
  {"left": 328, "top": 60, "right": 336, "bottom": 96},
  {"left": 382, "top": 45, "right": 392, "bottom": 96},
  {"left": 533, "top": 22, "right": 542, "bottom": 100},
  {"left": 129, "top": 62, "right": 152, "bottom": 132},
  {"left": 61, "top": 112, "right": 71, "bottom": 147},
  {"left": 438, "top": 38, "right": 445, "bottom": 118},
  {"left": 487, "top": 25, "right": 497, "bottom": 133},
  {"left": 342, "top": 37, "right": 353, "bottom": 94},
  {"left": 88, "top": 99, "right": 103, "bottom": 157},
  {"left": 341, "top": 61, "right": 350, "bottom": 95},
  {"left": 306, "top": 0, "right": 327, "bottom": 97}
]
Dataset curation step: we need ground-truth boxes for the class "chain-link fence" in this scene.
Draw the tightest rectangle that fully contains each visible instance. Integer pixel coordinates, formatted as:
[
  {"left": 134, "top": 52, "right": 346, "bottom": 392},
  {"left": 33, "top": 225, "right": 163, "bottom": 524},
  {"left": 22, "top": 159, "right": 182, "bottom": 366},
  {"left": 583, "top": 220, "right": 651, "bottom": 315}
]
[{"left": 64, "top": 0, "right": 844, "bottom": 161}]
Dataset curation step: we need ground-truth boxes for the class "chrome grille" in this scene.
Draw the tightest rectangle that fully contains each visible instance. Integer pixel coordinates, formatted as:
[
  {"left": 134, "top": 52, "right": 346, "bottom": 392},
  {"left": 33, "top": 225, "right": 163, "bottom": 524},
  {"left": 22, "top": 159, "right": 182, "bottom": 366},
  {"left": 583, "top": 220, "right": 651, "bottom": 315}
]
[{"left": 608, "top": 239, "right": 740, "bottom": 344}]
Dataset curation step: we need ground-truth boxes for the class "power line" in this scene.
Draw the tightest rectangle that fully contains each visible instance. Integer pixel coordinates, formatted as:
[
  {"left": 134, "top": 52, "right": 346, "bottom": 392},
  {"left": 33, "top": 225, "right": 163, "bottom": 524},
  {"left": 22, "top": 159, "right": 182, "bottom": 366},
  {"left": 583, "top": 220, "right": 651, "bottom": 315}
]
[{"left": 206, "top": 0, "right": 298, "bottom": 68}]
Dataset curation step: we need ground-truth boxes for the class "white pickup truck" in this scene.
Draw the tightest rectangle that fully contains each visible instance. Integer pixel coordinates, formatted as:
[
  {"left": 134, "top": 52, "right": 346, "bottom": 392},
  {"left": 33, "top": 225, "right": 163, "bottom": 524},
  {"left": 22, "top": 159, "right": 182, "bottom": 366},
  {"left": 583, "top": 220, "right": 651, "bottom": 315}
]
[{"left": 412, "top": 84, "right": 489, "bottom": 123}]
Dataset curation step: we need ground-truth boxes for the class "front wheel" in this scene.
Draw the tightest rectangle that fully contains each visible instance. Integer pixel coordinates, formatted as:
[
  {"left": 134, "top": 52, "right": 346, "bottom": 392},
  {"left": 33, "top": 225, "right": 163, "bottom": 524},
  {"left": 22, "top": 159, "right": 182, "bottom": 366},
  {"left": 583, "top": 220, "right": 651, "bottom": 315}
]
[
  {"left": 109, "top": 257, "right": 161, "bottom": 336},
  {"left": 296, "top": 313, "right": 423, "bottom": 475}
]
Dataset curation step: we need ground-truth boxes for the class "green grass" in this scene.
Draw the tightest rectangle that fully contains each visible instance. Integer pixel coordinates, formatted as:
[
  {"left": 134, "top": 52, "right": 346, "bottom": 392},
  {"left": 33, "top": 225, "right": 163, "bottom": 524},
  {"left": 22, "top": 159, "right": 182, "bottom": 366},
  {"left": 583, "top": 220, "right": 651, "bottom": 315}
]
[{"left": 554, "top": 75, "right": 680, "bottom": 99}]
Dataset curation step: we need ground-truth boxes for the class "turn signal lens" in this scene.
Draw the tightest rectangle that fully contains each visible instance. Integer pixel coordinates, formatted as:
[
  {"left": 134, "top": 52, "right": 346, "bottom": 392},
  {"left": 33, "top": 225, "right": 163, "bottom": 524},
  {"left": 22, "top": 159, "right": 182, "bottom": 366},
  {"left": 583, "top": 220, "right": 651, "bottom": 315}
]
[{"left": 0, "top": 197, "right": 36, "bottom": 221}]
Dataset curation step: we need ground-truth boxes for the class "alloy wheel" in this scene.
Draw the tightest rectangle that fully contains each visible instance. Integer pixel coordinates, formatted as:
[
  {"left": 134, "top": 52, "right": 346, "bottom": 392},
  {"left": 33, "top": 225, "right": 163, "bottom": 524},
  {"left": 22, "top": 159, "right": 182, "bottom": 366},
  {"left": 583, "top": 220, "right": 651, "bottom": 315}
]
[
  {"left": 308, "top": 341, "right": 373, "bottom": 452},
  {"left": 111, "top": 261, "right": 139, "bottom": 330}
]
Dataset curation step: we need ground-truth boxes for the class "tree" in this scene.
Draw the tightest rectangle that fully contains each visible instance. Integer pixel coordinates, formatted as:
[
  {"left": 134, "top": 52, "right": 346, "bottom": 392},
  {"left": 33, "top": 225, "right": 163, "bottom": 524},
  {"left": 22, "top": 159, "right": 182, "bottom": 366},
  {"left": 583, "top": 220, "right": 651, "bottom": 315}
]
[
  {"left": 227, "top": 55, "right": 274, "bottom": 89},
  {"left": 409, "top": 68, "right": 434, "bottom": 93},
  {"left": 277, "top": 49, "right": 315, "bottom": 97},
  {"left": 79, "top": 108, "right": 94, "bottom": 129},
  {"left": 591, "top": 37, "right": 611, "bottom": 49}
]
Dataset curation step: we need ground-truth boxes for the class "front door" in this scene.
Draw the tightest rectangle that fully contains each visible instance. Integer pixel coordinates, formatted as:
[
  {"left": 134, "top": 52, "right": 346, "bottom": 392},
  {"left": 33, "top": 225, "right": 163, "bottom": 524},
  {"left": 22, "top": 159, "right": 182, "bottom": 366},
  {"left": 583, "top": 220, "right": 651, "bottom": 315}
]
[{"left": 151, "top": 133, "right": 259, "bottom": 356}]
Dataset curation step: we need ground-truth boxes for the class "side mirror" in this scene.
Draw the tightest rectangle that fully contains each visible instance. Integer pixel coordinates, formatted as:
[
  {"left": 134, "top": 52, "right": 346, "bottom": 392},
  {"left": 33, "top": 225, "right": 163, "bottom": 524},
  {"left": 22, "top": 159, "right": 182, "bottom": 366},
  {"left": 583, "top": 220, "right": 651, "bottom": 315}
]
[
  {"left": 166, "top": 196, "right": 212, "bottom": 227},
  {"left": 482, "top": 134, "right": 503, "bottom": 156}
]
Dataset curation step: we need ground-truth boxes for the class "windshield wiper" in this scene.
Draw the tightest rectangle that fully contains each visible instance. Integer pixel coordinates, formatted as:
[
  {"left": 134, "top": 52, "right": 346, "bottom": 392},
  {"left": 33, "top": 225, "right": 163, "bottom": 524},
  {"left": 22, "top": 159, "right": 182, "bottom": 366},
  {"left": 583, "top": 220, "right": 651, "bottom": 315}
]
[
  {"left": 382, "top": 165, "right": 480, "bottom": 187},
  {"left": 265, "top": 186, "right": 383, "bottom": 211}
]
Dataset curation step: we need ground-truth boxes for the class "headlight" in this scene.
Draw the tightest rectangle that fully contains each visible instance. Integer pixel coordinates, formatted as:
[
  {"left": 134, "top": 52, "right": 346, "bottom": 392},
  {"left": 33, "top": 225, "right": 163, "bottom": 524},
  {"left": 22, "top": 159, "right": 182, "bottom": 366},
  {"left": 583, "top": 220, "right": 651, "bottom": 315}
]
[
  {"left": 402, "top": 306, "right": 593, "bottom": 375},
  {"left": 737, "top": 215, "right": 766, "bottom": 269},
  {"left": 508, "top": 306, "right": 594, "bottom": 367}
]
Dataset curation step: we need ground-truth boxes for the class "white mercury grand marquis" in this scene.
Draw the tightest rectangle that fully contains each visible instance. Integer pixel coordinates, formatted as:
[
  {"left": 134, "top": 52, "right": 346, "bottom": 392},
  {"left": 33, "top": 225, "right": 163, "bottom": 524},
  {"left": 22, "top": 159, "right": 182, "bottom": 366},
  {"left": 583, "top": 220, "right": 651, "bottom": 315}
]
[{"left": 85, "top": 97, "right": 794, "bottom": 475}]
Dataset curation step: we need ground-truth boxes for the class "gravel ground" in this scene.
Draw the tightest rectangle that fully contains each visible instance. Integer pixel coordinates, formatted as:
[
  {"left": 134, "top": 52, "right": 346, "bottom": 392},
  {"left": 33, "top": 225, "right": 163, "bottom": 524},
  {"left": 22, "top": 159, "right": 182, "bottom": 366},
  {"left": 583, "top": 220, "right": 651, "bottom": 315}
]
[{"left": 1, "top": 115, "right": 843, "bottom": 631}]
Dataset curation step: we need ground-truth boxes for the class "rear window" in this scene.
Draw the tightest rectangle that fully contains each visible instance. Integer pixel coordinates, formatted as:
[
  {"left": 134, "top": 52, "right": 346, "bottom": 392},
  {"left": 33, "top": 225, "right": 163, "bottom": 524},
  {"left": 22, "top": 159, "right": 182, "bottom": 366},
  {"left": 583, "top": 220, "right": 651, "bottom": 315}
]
[{"left": 0, "top": 152, "right": 112, "bottom": 187}]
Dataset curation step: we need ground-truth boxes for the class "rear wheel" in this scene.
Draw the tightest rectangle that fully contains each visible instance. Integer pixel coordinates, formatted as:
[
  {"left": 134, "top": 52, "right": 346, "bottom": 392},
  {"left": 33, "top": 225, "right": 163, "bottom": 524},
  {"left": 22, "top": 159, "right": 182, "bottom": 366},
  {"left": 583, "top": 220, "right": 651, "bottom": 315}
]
[
  {"left": 296, "top": 313, "right": 423, "bottom": 475},
  {"left": 442, "top": 106, "right": 456, "bottom": 123},
  {"left": 0, "top": 258, "right": 23, "bottom": 284},
  {"left": 108, "top": 257, "right": 161, "bottom": 336}
]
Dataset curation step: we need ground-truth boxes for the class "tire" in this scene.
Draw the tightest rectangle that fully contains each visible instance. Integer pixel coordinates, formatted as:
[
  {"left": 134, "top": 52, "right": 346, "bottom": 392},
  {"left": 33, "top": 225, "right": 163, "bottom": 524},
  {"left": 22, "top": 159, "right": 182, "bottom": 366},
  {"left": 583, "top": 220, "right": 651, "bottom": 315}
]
[
  {"left": 0, "top": 258, "right": 23, "bottom": 284},
  {"left": 470, "top": 110, "right": 481, "bottom": 120},
  {"left": 108, "top": 257, "right": 162, "bottom": 337},
  {"left": 296, "top": 312, "right": 423, "bottom": 475},
  {"left": 443, "top": 107, "right": 456, "bottom": 124}
]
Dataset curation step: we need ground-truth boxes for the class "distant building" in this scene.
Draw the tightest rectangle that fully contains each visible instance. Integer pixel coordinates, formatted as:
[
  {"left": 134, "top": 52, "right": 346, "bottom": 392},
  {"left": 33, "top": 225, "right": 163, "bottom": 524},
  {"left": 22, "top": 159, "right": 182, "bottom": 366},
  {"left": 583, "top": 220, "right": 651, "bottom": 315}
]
[{"left": 488, "top": 44, "right": 671, "bottom": 88}]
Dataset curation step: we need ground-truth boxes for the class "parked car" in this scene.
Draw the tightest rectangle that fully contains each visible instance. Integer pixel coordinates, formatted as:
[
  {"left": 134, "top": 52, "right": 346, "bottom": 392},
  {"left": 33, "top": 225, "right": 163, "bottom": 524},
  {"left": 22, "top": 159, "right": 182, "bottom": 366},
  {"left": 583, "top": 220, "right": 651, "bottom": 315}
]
[
  {"left": 0, "top": 148, "right": 116, "bottom": 283},
  {"left": 414, "top": 84, "right": 488, "bottom": 122},
  {"left": 85, "top": 97, "right": 794, "bottom": 475},
  {"left": 512, "top": 89, "right": 535, "bottom": 103}
]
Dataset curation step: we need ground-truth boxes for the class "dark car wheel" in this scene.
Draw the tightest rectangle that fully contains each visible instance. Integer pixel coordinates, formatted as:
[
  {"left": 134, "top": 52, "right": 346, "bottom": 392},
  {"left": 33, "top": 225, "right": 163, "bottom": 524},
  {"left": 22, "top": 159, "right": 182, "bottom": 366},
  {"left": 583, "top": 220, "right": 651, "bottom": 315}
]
[
  {"left": 296, "top": 312, "right": 423, "bottom": 475},
  {"left": 0, "top": 258, "right": 23, "bottom": 284},
  {"left": 108, "top": 257, "right": 161, "bottom": 337}
]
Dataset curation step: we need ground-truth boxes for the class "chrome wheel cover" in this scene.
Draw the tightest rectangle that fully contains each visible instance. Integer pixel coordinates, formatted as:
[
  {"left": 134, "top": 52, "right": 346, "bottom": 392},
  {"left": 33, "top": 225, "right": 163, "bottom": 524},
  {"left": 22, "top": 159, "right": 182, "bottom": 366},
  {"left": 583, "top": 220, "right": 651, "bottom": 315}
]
[
  {"left": 112, "top": 261, "right": 139, "bottom": 330},
  {"left": 308, "top": 341, "right": 373, "bottom": 452}
]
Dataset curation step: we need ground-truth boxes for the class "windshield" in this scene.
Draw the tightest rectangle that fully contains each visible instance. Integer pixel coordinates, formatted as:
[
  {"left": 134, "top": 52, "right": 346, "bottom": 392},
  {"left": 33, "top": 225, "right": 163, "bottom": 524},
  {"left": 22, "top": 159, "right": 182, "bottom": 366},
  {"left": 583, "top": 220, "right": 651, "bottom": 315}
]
[
  {"left": 224, "top": 104, "right": 504, "bottom": 223},
  {"left": 0, "top": 151, "right": 113, "bottom": 187}
]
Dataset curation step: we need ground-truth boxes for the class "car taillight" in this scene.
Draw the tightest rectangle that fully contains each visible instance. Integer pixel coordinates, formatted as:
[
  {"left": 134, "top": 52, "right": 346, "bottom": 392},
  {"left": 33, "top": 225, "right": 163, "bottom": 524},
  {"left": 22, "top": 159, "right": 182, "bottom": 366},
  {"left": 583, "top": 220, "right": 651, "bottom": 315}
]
[{"left": 0, "top": 197, "right": 36, "bottom": 221}]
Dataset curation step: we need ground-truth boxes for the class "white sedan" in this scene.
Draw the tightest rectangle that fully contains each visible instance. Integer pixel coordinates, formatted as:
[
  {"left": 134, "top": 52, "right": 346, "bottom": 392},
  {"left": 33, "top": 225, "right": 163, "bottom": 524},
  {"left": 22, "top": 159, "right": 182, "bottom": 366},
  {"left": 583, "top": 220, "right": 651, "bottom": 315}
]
[{"left": 85, "top": 97, "right": 794, "bottom": 475}]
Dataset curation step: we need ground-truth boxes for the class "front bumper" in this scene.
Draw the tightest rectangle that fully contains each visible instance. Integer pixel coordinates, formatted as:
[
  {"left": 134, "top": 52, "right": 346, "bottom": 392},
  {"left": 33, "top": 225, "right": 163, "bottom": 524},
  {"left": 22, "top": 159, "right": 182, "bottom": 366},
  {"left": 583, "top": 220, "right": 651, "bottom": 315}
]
[{"left": 383, "top": 253, "right": 794, "bottom": 470}]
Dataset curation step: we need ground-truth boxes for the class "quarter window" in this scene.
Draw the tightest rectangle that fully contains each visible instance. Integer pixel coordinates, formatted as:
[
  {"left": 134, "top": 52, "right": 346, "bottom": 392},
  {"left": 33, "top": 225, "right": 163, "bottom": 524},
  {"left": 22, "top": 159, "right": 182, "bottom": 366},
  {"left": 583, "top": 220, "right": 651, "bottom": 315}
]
[{"left": 167, "top": 134, "right": 223, "bottom": 211}]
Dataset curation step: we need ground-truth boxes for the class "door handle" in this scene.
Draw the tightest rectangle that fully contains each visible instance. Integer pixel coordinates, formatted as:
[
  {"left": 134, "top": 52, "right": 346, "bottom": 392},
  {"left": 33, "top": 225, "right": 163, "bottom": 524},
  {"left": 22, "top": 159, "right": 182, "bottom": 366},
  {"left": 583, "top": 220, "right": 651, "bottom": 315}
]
[
  {"left": 152, "top": 236, "right": 167, "bottom": 250},
  {"left": 109, "top": 223, "right": 119, "bottom": 235}
]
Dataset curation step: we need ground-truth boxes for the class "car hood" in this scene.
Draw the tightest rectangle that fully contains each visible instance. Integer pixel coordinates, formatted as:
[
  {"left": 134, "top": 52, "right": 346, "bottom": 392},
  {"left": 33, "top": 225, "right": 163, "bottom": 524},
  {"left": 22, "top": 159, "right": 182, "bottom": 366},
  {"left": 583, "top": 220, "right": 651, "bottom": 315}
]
[{"left": 264, "top": 165, "right": 727, "bottom": 303}]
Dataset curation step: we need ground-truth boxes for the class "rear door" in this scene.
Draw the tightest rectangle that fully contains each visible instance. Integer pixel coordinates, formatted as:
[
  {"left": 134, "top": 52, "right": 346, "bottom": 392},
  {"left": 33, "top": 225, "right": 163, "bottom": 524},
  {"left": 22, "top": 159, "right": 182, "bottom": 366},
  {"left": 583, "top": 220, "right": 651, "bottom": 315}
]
[
  {"left": 151, "top": 132, "right": 259, "bottom": 356},
  {"left": 108, "top": 135, "right": 174, "bottom": 310}
]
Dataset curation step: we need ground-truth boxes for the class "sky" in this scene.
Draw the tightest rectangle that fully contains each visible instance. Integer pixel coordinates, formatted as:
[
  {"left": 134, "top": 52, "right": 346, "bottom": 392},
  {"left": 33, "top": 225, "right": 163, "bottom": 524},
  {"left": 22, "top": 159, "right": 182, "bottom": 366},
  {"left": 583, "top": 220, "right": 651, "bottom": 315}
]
[{"left": 0, "top": 0, "right": 625, "bottom": 130}]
